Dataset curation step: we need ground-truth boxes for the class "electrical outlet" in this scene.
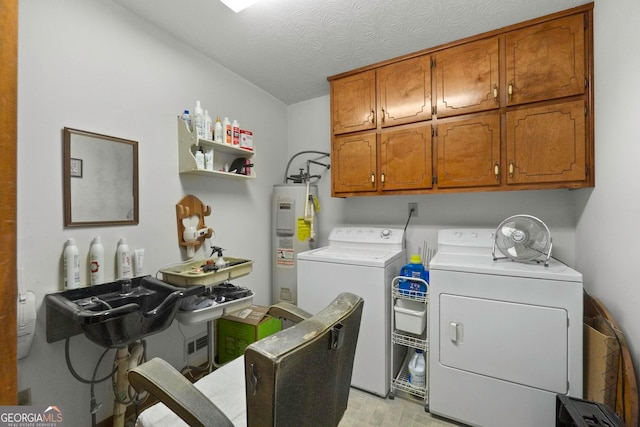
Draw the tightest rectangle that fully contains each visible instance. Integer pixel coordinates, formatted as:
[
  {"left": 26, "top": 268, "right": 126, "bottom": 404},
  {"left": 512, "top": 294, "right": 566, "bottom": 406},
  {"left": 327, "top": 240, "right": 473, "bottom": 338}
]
[
  {"left": 408, "top": 202, "right": 418, "bottom": 217},
  {"left": 18, "top": 388, "right": 31, "bottom": 406}
]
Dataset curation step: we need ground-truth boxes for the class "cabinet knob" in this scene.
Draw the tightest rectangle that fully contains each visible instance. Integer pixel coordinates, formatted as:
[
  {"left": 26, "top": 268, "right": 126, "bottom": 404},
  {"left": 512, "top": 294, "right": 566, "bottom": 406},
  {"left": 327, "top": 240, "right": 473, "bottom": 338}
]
[
  {"left": 493, "top": 85, "right": 498, "bottom": 101},
  {"left": 508, "top": 82, "right": 513, "bottom": 100},
  {"left": 371, "top": 110, "right": 375, "bottom": 124},
  {"left": 494, "top": 163, "right": 499, "bottom": 179},
  {"left": 381, "top": 108, "right": 385, "bottom": 123},
  {"left": 509, "top": 161, "right": 514, "bottom": 177},
  {"left": 381, "top": 173, "right": 385, "bottom": 184},
  {"left": 371, "top": 173, "right": 375, "bottom": 184}
]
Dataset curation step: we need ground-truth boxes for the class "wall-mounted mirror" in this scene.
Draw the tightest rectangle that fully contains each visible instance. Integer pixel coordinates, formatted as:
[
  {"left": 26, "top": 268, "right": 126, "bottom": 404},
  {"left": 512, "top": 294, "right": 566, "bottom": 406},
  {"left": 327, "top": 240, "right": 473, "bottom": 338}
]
[{"left": 63, "top": 127, "right": 138, "bottom": 227}]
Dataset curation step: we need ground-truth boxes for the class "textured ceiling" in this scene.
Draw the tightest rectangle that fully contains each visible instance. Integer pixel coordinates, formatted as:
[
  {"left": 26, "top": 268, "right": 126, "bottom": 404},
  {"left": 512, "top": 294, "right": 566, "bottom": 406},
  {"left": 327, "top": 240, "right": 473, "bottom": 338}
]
[{"left": 112, "top": 0, "right": 590, "bottom": 105}]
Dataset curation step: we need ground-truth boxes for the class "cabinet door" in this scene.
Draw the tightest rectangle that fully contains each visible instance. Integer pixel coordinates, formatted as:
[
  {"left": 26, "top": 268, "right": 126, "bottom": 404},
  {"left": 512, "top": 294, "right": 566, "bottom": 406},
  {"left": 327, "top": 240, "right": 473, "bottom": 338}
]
[
  {"left": 332, "top": 132, "right": 378, "bottom": 194},
  {"left": 506, "top": 13, "right": 585, "bottom": 106},
  {"left": 436, "top": 114, "right": 501, "bottom": 189},
  {"left": 378, "top": 55, "right": 432, "bottom": 128},
  {"left": 380, "top": 125, "right": 433, "bottom": 191},
  {"left": 434, "top": 37, "right": 500, "bottom": 118},
  {"left": 331, "top": 71, "right": 377, "bottom": 135},
  {"left": 506, "top": 100, "right": 586, "bottom": 185}
]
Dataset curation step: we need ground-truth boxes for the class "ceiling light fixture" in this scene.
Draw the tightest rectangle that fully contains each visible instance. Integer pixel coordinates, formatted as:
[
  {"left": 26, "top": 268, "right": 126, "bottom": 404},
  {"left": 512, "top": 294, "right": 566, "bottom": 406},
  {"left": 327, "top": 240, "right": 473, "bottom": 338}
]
[{"left": 220, "top": 0, "right": 261, "bottom": 13}]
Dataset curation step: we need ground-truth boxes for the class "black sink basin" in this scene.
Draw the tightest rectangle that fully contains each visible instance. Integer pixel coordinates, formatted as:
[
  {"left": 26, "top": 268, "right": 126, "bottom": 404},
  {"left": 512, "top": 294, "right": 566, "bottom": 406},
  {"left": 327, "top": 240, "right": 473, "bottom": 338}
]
[{"left": 46, "top": 276, "right": 203, "bottom": 348}]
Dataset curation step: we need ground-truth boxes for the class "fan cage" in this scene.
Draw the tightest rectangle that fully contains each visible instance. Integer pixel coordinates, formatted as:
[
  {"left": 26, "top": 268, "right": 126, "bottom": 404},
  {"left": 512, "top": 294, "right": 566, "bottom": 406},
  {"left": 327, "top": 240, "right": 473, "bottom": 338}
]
[{"left": 492, "top": 215, "right": 552, "bottom": 266}]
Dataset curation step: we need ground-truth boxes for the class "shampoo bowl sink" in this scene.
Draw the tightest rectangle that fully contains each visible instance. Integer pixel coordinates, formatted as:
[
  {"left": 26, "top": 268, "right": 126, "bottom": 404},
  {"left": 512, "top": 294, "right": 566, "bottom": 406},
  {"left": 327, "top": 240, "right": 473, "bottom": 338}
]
[{"left": 46, "top": 276, "right": 203, "bottom": 348}]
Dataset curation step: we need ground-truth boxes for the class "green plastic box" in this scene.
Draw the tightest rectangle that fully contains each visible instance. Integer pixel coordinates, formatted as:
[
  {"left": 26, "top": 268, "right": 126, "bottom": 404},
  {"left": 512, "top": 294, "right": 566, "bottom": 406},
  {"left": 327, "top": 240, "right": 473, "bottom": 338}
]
[{"left": 217, "top": 305, "right": 282, "bottom": 364}]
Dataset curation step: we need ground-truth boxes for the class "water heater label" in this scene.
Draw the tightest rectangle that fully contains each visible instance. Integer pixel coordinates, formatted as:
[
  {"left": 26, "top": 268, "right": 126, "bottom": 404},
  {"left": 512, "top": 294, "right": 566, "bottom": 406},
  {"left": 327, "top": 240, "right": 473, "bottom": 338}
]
[
  {"left": 297, "top": 218, "right": 311, "bottom": 241},
  {"left": 276, "top": 237, "right": 294, "bottom": 267}
]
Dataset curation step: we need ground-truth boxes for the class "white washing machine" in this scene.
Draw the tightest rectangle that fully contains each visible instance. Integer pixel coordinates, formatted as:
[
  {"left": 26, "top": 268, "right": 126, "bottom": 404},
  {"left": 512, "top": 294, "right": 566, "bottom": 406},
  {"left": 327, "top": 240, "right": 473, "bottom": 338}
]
[
  {"left": 297, "top": 227, "right": 406, "bottom": 397},
  {"left": 429, "top": 229, "right": 583, "bottom": 427}
]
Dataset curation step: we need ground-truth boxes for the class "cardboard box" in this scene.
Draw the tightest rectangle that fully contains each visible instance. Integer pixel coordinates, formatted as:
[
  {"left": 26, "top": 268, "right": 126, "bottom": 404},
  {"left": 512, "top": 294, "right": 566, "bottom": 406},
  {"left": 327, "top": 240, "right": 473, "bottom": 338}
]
[
  {"left": 217, "top": 305, "right": 282, "bottom": 364},
  {"left": 584, "top": 316, "right": 620, "bottom": 407}
]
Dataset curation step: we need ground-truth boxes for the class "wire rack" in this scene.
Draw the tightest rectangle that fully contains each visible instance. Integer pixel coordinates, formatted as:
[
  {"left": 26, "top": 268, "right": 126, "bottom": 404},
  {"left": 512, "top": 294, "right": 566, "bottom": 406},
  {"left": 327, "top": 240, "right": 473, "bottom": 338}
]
[
  {"left": 391, "top": 349, "right": 428, "bottom": 400},
  {"left": 390, "top": 276, "right": 429, "bottom": 406}
]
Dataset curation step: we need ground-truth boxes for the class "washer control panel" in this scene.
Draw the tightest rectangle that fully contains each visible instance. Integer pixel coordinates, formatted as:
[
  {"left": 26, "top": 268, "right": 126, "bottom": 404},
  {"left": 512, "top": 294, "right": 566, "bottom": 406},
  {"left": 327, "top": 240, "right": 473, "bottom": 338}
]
[
  {"left": 437, "top": 229, "right": 496, "bottom": 252},
  {"left": 328, "top": 227, "right": 405, "bottom": 247}
]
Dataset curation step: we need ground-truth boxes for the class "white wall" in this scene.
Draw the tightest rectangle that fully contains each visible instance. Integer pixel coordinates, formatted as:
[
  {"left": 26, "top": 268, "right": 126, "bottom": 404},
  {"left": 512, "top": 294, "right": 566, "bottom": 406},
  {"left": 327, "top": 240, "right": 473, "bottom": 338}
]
[
  {"left": 18, "top": 0, "right": 287, "bottom": 423},
  {"left": 286, "top": 96, "right": 345, "bottom": 247},
  {"left": 574, "top": 0, "right": 640, "bottom": 391}
]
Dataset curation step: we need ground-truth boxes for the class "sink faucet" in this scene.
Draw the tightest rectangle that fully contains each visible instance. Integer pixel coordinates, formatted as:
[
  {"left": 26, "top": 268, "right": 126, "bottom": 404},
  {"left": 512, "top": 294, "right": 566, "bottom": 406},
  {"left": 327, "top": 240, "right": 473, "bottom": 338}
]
[{"left": 120, "top": 279, "right": 132, "bottom": 294}]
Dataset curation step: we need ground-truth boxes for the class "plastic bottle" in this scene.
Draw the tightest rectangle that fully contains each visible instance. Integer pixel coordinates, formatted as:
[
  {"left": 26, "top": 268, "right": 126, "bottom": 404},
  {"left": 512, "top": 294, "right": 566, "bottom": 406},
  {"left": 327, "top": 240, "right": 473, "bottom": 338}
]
[
  {"left": 214, "top": 116, "right": 223, "bottom": 143},
  {"left": 180, "top": 110, "right": 191, "bottom": 130},
  {"left": 399, "top": 254, "right": 428, "bottom": 295},
  {"left": 63, "top": 238, "right": 80, "bottom": 289},
  {"left": 116, "top": 238, "right": 132, "bottom": 279},
  {"left": 205, "top": 148, "right": 214, "bottom": 171},
  {"left": 195, "top": 147, "right": 205, "bottom": 170},
  {"left": 407, "top": 349, "right": 426, "bottom": 388},
  {"left": 193, "top": 100, "right": 205, "bottom": 139},
  {"left": 232, "top": 119, "right": 240, "bottom": 145},
  {"left": 223, "top": 117, "right": 232, "bottom": 144},
  {"left": 204, "top": 109, "right": 213, "bottom": 140},
  {"left": 89, "top": 236, "right": 105, "bottom": 286}
]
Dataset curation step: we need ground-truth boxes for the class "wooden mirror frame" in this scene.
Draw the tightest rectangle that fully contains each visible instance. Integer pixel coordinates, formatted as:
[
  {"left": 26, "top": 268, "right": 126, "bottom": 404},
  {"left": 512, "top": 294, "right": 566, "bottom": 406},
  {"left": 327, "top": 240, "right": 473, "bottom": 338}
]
[{"left": 63, "top": 127, "right": 139, "bottom": 227}]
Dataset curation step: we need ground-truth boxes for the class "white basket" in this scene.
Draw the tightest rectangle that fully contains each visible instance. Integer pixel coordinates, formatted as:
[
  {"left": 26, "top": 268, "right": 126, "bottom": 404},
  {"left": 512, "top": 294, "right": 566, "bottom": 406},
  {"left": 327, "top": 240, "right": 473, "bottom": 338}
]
[{"left": 394, "top": 299, "right": 426, "bottom": 335}]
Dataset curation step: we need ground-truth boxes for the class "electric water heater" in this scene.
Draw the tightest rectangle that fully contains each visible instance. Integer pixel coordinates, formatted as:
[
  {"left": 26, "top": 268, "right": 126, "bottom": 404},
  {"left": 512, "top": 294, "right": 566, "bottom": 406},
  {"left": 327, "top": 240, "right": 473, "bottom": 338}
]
[{"left": 272, "top": 183, "right": 318, "bottom": 304}]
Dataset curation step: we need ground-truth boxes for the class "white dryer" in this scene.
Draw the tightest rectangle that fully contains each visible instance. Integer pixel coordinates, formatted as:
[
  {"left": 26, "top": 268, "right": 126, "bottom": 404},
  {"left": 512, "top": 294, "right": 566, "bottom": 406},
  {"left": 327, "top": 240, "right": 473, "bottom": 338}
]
[
  {"left": 429, "top": 229, "right": 583, "bottom": 427},
  {"left": 297, "top": 227, "right": 406, "bottom": 397}
]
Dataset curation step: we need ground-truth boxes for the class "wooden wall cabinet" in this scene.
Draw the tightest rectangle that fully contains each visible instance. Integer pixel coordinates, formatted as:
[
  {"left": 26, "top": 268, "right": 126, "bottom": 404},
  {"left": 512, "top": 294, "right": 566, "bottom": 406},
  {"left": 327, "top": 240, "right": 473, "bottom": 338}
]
[
  {"left": 380, "top": 125, "right": 433, "bottom": 192},
  {"left": 436, "top": 114, "right": 501, "bottom": 189},
  {"left": 329, "top": 3, "right": 593, "bottom": 197},
  {"left": 377, "top": 55, "right": 432, "bottom": 128},
  {"left": 505, "top": 14, "right": 586, "bottom": 106},
  {"left": 331, "top": 55, "right": 432, "bottom": 135},
  {"left": 332, "top": 132, "right": 378, "bottom": 194},
  {"left": 506, "top": 100, "right": 586, "bottom": 185},
  {"left": 434, "top": 37, "right": 500, "bottom": 118},
  {"left": 332, "top": 125, "right": 433, "bottom": 194},
  {"left": 331, "top": 71, "right": 376, "bottom": 135}
]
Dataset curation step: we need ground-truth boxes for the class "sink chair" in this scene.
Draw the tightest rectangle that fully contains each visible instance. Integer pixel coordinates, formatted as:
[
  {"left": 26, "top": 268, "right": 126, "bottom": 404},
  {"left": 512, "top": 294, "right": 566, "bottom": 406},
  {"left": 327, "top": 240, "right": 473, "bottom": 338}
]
[{"left": 129, "top": 292, "right": 364, "bottom": 427}]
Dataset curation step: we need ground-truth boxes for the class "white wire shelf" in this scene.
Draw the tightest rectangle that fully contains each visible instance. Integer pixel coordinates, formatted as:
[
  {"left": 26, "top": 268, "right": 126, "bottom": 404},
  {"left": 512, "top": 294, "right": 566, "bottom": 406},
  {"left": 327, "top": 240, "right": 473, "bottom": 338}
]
[
  {"left": 391, "top": 276, "right": 429, "bottom": 303},
  {"left": 391, "top": 350, "right": 428, "bottom": 400},
  {"left": 392, "top": 331, "right": 428, "bottom": 350}
]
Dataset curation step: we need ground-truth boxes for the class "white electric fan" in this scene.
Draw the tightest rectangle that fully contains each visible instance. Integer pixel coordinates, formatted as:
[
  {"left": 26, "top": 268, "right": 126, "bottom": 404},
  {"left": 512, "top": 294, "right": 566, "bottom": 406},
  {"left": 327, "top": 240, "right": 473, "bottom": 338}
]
[{"left": 492, "top": 214, "right": 553, "bottom": 266}]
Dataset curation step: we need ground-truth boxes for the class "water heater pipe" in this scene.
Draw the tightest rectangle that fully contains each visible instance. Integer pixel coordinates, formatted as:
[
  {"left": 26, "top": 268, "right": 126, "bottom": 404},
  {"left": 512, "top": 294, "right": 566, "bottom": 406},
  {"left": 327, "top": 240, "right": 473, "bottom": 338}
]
[{"left": 282, "top": 151, "right": 330, "bottom": 184}]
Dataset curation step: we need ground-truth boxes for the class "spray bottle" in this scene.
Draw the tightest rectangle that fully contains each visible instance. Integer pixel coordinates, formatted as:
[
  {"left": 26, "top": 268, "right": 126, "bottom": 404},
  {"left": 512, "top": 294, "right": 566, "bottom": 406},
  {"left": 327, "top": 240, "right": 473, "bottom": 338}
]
[
  {"left": 195, "top": 147, "right": 205, "bottom": 170},
  {"left": 193, "top": 100, "right": 205, "bottom": 138},
  {"left": 214, "top": 116, "right": 223, "bottom": 143},
  {"left": 223, "top": 117, "right": 231, "bottom": 144},
  {"left": 116, "top": 238, "right": 132, "bottom": 279},
  {"left": 204, "top": 109, "right": 213, "bottom": 140},
  {"left": 63, "top": 238, "right": 80, "bottom": 289},
  {"left": 232, "top": 119, "right": 240, "bottom": 145},
  {"left": 180, "top": 110, "right": 191, "bottom": 130},
  {"left": 89, "top": 236, "right": 105, "bottom": 286}
]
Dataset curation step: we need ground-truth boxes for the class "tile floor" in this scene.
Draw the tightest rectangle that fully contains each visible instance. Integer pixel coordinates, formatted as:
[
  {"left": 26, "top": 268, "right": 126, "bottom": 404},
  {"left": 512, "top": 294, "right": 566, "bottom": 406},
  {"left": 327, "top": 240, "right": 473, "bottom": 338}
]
[{"left": 339, "top": 388, "right": 464, "bottom": 427}]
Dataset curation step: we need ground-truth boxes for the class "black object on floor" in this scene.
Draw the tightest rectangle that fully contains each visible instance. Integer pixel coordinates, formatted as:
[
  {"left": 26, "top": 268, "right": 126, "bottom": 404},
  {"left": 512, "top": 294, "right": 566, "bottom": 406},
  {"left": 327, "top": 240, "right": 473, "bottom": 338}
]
[{"left": 556, "top": 395, "right": 625, "bottom": 427}]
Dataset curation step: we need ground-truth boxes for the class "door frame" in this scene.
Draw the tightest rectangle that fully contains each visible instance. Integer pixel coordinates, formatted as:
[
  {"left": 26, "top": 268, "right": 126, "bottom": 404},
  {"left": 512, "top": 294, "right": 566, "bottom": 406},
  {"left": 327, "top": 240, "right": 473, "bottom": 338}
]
[{"left": 0, "top": 0, "right": 18, "bottom": 404}]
